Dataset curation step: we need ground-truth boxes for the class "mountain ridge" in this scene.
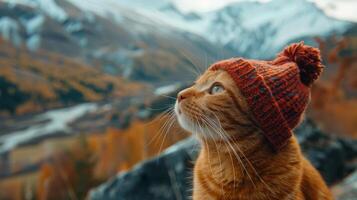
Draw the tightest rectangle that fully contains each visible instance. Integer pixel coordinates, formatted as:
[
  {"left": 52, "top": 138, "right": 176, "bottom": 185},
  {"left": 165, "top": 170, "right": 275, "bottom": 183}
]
[{"left": 150, "top": 0, "right": 355, "bottom": 59}]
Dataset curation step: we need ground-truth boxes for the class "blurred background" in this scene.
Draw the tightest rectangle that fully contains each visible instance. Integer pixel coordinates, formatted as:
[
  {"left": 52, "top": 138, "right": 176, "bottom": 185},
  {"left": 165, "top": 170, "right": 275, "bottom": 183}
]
[{"left": 0, "top": 0, "right": 356, "bottom": 199}]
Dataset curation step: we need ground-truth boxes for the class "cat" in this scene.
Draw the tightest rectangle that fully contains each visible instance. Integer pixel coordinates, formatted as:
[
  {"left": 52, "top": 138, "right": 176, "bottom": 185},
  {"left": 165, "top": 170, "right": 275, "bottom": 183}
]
[{"left": 174, "top": 42, "right": 332, "bottom": 200}]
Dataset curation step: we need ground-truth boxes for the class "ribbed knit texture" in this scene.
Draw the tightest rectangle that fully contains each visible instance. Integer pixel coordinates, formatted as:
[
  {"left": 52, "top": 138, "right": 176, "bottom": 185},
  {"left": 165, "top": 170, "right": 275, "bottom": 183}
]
[{"left": 210, "top": 42, "right": 323, "bottom": 150}]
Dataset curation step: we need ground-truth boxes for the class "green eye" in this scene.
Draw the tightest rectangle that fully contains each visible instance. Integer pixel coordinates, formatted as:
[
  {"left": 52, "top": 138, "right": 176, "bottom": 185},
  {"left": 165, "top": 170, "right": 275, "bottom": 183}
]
[{"left": 209, "top": 83, "right": 224, "bottom": 94}]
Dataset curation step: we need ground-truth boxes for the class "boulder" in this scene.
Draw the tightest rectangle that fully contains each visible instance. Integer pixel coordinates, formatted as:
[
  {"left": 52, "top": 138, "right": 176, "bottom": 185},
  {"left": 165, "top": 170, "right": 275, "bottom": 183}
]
[
  {"left": 295, "top": 119, "right": 357, "bottom": 185},
  {"left": 90, "top": 120, "right": 357, "bottom": 200},
  {"left": 90, "top": 137, "right": 199, "bottom": 200},
  {"left": 332, "top": 170, "right": 357, "bottom": 200}
]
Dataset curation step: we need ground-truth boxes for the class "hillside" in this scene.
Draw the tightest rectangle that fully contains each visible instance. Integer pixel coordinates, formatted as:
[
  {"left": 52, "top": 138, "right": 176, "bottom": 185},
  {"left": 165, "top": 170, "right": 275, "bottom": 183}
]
[{"left": 0, "top": 39, "right": 144, "bottom": 115}]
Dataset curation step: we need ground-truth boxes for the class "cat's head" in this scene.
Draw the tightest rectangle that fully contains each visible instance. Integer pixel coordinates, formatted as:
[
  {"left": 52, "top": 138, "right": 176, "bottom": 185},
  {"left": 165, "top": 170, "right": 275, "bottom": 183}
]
[
  {"left": 174, "top": 66, "right": 255, "bottom": 141},
  {"left": 175, "top": 42, "right": 323, "bottom": 150}
]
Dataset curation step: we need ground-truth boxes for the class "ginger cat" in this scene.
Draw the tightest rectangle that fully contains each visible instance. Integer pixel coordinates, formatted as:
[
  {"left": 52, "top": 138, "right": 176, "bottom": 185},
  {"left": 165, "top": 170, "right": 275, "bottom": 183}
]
[{"left": 174, "top": 43, "right": 332, "bottom": 199}]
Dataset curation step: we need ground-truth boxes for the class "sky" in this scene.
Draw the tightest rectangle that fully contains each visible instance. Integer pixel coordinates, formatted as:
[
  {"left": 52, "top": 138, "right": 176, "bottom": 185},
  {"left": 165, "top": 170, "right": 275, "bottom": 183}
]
[
  {"left": 172, "top": 0, "right": 357, "bottom": 22},
  {"left": 313, "top": 0, "right": 357, "bottom": 22}
]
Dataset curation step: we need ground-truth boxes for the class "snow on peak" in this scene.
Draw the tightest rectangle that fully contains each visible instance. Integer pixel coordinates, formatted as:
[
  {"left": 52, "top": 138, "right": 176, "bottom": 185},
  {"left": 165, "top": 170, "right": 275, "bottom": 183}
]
[
  {"left": 2, "top": 0, "right": 68, "bottom": 22},
  {"left": 21, "top": 14, "right": 45, "bottom": 34},
  {"left": 0, "top": 0, "right": 353, "bottom": 58},
  {"left": 65, "top": 0, "right": 126, "bottom": 24},
  {"left": 151, "top": 0, "right": 353, "bottom": 59},
  {"left": 0, "top": 17, "right": 22, "bottom": 46}
]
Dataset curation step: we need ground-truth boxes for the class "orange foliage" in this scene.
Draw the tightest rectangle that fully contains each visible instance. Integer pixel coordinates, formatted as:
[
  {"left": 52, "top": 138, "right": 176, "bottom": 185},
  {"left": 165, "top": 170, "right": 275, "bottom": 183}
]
[
  {"left": 36, "top": 154, "right": 77, "bottom": 200},
  {"left": 35, "top": 135, "right": 101, "bottom": 200},
  {"left": 0, "top": 178, "right": 24, "bottom": 200},
  {"left": 37, "top": 163, "right": 54, "bottom": 200},
  {"left": 93, "top": 116, "right": 188, "bottom": 179},
  {"left": 0, "top": 39, "right": 145, "bottom": 116},
  {"left": 31, "top": 115, "right": 188, "bottom": 200},
  {"left": 309, "top": 37, "right": 357, "bottom": 138}
]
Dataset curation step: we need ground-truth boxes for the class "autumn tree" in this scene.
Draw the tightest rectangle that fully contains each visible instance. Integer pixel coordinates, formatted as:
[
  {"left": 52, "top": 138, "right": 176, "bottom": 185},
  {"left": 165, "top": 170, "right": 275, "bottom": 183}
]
[{"left": 36, "top": 135, "right": 101, "bottom": 200}]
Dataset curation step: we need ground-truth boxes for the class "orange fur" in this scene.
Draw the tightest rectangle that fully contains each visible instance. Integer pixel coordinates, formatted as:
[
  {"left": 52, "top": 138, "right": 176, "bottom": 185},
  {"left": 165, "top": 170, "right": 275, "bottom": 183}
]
[{"left": 175, "top": 70, "right": 332, "bottom": 199}]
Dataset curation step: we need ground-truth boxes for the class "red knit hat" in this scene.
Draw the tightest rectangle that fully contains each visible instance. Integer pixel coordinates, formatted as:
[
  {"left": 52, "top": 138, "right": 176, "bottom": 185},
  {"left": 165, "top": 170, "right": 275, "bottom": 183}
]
[{"left": 209, "top": 42, "right": 323, "bottom": 150}]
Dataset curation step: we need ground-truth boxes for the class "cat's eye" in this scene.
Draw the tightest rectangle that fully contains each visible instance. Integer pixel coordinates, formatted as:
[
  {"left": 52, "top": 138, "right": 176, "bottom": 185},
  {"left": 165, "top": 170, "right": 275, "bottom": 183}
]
[{"left": 209, "top": 83, "right": 225, "bottom": 94}]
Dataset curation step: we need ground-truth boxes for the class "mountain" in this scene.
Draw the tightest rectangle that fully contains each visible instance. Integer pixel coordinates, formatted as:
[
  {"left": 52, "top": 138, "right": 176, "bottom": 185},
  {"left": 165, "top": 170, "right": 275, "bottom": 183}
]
[
  {"left": 0, "top": 0, "right": 232, "bottom": 84},
  {"left": 151, "top": 0, "right": 355, "bottom": 59},
  {"left": 0, "top": 0, "right": 354, "bottom": 84}
]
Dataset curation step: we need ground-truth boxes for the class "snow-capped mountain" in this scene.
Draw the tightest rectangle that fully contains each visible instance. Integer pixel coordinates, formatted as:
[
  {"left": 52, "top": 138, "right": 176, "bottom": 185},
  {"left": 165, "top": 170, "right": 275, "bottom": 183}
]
[
  {"left": 0, "top": 0, "right": 232, "bottom": 83},
  {"left": 0, "top": 0, "right": 355, "bottom": 83},
  {"left": 150, "top": 0, "right": 355, "bottom": 59}
]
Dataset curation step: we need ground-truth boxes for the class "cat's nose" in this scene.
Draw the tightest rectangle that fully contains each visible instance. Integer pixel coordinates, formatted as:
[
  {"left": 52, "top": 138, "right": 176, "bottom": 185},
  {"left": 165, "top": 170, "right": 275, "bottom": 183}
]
[
  {"left": 178, "top": 92, "right": 187, "bottom": 103},
  {"left": 177, "top": 89, "right": 191, "bottom": 102},
  {"left": 178, "top": 88, "right": 196, "bottom": 102}
]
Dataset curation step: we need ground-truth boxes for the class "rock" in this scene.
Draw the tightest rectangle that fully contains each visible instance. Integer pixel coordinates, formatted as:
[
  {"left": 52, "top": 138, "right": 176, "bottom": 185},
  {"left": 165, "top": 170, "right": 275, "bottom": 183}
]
[
  {"left": 90, "top": 120, "right": 357, "bottom": 200},
  {"left": 90, "top": 137, "right": 199, "bottom": 200},
  {"left": 333, "top": 170, "right": 357, "bottom": 200},
  {"left": 296, "top": 119, "right": 357, "bottom": 184}
]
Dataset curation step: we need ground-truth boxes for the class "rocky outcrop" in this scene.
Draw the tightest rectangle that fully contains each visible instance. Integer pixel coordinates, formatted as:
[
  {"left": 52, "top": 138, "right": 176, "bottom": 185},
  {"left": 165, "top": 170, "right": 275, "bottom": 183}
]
[
  {"left": 90, "top": 137, "right": 199, "bottom": 200},
  {"left": 90, "top": 120, "right": 357, "bottom": 200},
  {"left": 333, "top": 170, "right": 357, "bottom": 200},
  {"left": 295, "top": 120, "right": 357, "bottom": 185}
]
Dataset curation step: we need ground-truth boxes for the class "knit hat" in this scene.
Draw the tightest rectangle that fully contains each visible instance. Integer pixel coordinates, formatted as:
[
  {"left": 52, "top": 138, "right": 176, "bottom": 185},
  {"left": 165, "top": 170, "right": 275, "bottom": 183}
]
[{"left": 209, "top": 42, "right": 323, "bottom": 150}]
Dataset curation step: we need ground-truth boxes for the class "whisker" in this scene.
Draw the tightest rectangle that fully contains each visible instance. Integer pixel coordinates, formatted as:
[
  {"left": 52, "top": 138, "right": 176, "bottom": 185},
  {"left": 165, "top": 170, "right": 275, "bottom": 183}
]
[
  {"left": 146, "top": 104, "right": 174, "bottom": 111},
  {"left": 202, "top": 114, "right": 256, "bottom": 189},
  {"left": 175, "top": 46, "right": 203, "bottom": 77},
  {"left": 158, "top": 112, "right": 177, "bottom": 154},
  {"left": 145, "top": 107, "right": 174, "bottom": 125},
  {"left": 157, "top": 94, "right": 177, "bottom": 100},
  {"left": 210, "top": 112, "right": 274, "bottom": 193},
  {"left": 195, "top": 115, "right": 215, "bottom": 182},
  {"left": 199, "top": 116, "right": 233, "bottom": 199},
  {"left": 145, "top": 108, "right": 174, "bottom": 147},
  {"left": 198, "top": 115, "right": 225, "bottom": 198},
  {"left": 206, "top": 114, "right": 238, "bottom": 193}
]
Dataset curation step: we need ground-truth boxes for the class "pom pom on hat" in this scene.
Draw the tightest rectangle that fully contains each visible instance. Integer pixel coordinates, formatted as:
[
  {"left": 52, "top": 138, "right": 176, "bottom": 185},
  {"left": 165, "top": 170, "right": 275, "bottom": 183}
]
[{"left": 275, "top": 42, "right": 324, "bottom": 86}]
